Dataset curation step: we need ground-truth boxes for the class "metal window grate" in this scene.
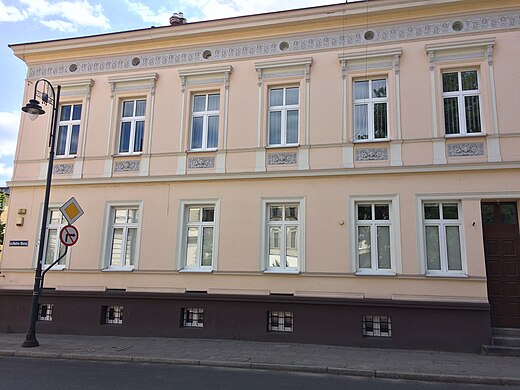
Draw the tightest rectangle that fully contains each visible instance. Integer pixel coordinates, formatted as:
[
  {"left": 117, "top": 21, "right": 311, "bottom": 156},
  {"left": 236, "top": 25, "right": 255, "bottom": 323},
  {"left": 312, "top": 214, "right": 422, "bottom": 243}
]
[
  {"left": 363, "top": 315, "right": 392, "bottom": 337},
  {"left": 268, "top": 311, "right": 293, "bottom": 332},
  {"left": 183, "top": 308, "right": 204, "bottom": 328},
  {"left": 38, "top": 304, "right": 53, "bottom": 321},
  {"left": 104, "top": 305, "right": 123, "bottom": 325}
]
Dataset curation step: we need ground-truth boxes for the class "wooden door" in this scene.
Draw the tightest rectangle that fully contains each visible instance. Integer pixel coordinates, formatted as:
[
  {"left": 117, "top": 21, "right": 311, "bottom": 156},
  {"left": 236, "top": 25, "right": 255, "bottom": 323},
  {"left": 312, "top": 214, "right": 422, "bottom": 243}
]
[{"left": 481, "top": 202, "right": 520, "bottom": 328}]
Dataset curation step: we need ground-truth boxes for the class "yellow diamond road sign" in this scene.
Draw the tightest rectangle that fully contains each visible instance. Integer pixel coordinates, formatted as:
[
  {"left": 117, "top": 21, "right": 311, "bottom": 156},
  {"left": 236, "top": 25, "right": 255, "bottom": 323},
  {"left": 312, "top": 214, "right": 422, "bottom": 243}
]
[{"left": 60, "top": 197, "right": 84, "bottom": 225}]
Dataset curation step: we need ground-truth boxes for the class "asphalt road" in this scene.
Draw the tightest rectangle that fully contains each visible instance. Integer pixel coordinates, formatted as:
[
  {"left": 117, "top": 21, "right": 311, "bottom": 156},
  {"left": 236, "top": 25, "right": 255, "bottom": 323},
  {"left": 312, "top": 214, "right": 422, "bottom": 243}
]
[{"left": 0, "top": 357, "right": 516, "bottom": 390}]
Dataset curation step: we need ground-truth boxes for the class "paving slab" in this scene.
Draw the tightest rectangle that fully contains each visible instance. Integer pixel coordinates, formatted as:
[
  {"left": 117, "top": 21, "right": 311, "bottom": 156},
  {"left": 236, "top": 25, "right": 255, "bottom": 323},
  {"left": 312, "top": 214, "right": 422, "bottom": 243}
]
[{"left": 0, "top": 333, "right": 519, "bottom": 386}]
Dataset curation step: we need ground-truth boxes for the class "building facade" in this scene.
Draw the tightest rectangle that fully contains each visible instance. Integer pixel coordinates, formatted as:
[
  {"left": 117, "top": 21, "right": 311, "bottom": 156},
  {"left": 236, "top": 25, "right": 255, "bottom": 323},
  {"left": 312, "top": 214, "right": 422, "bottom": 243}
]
[{"left": 1, "top": 0, "right": 519, "bottom": 352}]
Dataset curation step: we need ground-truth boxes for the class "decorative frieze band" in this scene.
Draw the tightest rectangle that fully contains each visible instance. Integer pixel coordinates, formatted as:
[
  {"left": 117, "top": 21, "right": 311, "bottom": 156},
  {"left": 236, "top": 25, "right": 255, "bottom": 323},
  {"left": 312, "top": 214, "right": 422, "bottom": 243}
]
[
  {"left": 267, "top": 152, "right": 297, "bottom": 165},
  {"left": 28, "top": 12, "right": 520, "bottom": 79},
  {"left": 52, "top": 164, "right": 73, "bottom": 175},
  {"left": 114, "top": 160, "right": 140, "bottom": 172},
  {"left": 355, "top": 148, "right": 389, "bottom": 161},
  {"left": 448, "top": 142, "right": 485, "bottom": 157},
  {"left": 188, "top": 156, "right": 215, "bottom": 169}
]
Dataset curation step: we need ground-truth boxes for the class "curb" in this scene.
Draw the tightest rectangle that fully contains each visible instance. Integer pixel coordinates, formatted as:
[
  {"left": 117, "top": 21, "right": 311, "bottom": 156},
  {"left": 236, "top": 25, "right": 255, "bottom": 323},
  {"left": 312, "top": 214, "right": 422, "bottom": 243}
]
[{"left": 2, "top": 351, "right": 520, "bottom": 386}]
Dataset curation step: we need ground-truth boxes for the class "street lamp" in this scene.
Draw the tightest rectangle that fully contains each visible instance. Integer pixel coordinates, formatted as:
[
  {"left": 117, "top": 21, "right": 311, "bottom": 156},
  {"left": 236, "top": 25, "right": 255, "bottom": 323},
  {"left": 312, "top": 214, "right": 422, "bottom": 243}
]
[{"left": 21, "top": 79, "right": 61, "bottom": 348}]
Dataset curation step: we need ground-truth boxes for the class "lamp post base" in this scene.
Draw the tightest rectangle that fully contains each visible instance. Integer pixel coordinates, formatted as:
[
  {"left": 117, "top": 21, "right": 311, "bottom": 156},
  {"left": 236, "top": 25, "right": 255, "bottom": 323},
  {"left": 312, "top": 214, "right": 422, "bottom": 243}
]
[{"left": 22, "top": 334, "right": 39, "bottom": 348}]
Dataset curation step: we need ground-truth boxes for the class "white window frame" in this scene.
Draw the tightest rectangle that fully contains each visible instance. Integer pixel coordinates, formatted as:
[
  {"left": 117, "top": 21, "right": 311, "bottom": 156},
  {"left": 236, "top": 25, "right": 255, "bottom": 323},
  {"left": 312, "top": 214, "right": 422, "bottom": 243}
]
[
  {"left": 177, "top": 199, "right": 220, "bottom": 272},
  {"left": 420, "top": 200, "right": 467, "bottom": 276},
  {"left": 349, "top": 195, "right": 400, "bottom": 275},
  {"left": 268, "top": 86, "right": 300, "bottom": 147},
  {"left": 42, "top": 208, "right": 68, "bottom": 270},
  {"left": 353, "top": 78, "right": 389, "bottom": 142},
  {"left": 190, "top": 93, "right": 220, "bottom": 151},
  {"left": 441, "top": 69, "right": 483, "bottom": 137},
  {"left": 260, "top": 197, "right": 305, "bottom": 273},
  {"left": 101, "top": 202, "right": 143, "bottom": 271},
  {"left": 118, "top": 98, "right": 146, "bottom": 155},
  {"left": 56, "top": 103, "right": 82, "bottom": 157}
]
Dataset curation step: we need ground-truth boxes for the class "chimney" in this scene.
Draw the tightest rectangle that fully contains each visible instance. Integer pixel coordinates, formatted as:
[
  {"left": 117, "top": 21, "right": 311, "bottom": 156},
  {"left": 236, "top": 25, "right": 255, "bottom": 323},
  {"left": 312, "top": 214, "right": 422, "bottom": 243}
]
[{"left": 169, "top": 12, "right": 187, "bottom": 26}]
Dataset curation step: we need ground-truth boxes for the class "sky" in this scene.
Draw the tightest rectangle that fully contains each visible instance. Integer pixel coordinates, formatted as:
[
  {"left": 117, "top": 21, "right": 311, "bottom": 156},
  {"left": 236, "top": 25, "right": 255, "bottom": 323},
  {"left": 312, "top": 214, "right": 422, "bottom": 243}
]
[{"left": 0, "top": 0, "right": 362, "bottom": 187}]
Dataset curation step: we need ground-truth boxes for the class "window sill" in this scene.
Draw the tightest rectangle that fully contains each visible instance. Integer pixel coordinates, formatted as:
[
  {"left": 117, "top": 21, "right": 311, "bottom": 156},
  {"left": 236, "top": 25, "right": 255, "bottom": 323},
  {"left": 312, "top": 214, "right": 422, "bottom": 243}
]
[
  {"left": 263, "top": 269, "right": 300, "bottom": 275},
  {"left": 102, "top": 266, "right": 134, "bottom": 272},
  {"left": 55, "top": 155, "right": 77, "bottom": 160},
  {"left": 179, "top": 268, "right": 213, "bottom": 273},
  {"left": 445, "top": 133, "right": 485, "bottom": 139},
  {"left": 425, "top": 272, "right": 468, "bottom": 278},
  {"left": 353, "top": 138, "right": 390, "bottom": 144},
  {"left": 187, "top": 148, "right": 218, "bottom": 153},
  {"left": 266, "top": 144, "right": 299, "bottom": 149},
  {"left": 113, "top": 152, "right": 143, "bottom": 157},
  {"left": 355, "top": 270, "right": 396, "bottom": 276},
  {"left": 43, "top": 265, "right": 66, "bottom": 271}
]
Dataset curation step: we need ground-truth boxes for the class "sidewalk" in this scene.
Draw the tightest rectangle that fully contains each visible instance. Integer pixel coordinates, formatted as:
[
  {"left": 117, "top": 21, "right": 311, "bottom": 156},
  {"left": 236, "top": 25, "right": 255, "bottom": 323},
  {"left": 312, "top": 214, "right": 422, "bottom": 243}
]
[{"left": 0, "top": 333, "right": 519, "bottom": 386}]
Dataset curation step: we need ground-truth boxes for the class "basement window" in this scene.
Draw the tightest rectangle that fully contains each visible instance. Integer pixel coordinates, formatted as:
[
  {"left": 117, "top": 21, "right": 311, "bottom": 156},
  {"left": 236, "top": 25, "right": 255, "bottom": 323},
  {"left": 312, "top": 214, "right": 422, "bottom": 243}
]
[
  {"left": 38, "top": 304, "right": 53, "bottom": 321},
  {"left": 182, "top": 308, "right": 204, "bottom": 328},
  {"left": 363, "top": 315, "right": 391, "bottom": 337},
  {"left": 268, "top": 311, "right": 293, "bottom": 332},
  {"left": 102, "top": 305, "right": 124, "bottom": 325}
]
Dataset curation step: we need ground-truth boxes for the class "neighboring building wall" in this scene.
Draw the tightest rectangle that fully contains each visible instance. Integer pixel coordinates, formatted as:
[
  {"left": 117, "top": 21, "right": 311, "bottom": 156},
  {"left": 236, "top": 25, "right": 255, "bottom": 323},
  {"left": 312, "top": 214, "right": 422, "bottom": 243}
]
[
  {"left": 0, "top": 188, "right": 8, "bottom": 262},
  {"left": 1, "top": 0, "right": 519, "bottom": 351}
]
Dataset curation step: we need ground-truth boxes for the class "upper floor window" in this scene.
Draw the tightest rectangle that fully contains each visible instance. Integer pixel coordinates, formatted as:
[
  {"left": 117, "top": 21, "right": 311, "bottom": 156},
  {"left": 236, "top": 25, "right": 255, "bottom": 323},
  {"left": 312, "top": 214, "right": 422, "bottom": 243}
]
[
  {"left": 356, "top": 203, "right": 392, "bottom": 273},
  {"left": 191, "top": 93, "right": 219, "bottom": 150},
  {"left": 268, "top": 87, "right": 299, "bottom": 146},
  {"left": 183, "top": 205, "right": 216, "bottom": 270},
  {"left": 266, "top": 203, "right": 300, "bottom": 272},
  {"left": 44, "top": 209, "right": 67, "bottom": 268},
  {"left": 423, "top": 202, "right": 464, "bottom": 274},
  {"left": 442, "top": 70, "right": 482, "bottom": 136},
  {"left": 56, "top": 104, "right": 82, "bottom": 157},
  {"left": 353, "top": 78, "right": 388, "bottom": 141},
  {"left": 119, "top": 99, "right": 146, "bottom": 154},
  {"left": 108, "top": 207, "right": 140, "bottom": 269}
]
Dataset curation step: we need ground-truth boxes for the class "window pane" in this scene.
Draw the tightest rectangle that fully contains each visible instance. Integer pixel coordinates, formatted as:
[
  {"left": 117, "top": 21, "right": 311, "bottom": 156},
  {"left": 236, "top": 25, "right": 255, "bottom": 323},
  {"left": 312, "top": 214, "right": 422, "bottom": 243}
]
[
  {"left": 425, "top": 226, "right": 441, "bottom": 270},
  {"left": 465, "top": 95, "right": 481, "bottom": 133},
  {"left": 269, "top": 206, "right": 283, "bottom": 221},
  {"left": 354, "top": 104, "right": 368, "bottom": 140},
  {"left": 201, "top": 227, "right": 213, "bottom": 267},
  {"left": 134, "top": 121, "right": 144, "bottom": 152},
  {"left": 60, "top": 105, "right": 71, "bottom": 121},
  {"left": 193, "top": 95, "right": 206, "bottom": 112},
  {"left": 461, "top": 71, "right": 478, "bottom": 91},
  {"left": 126, "top": 228, "right": 137, "bottom": 266},
  {"left": 286, "top": 110, "right": 298, "bottom": 144},
  {"left": 207, "top": 115, "right": 219, "bottom": 148},
  {"left": 186, "top": 227, "right": 199, "bottom": 267},
  {"left": 354, "top": 80, "right": 369, "bottom": 100},
  {"left": 269, "top": 226, "right": 281, "bottom": 268},
  {"left": 189, "top": 207, "right": 201, "bottom": 222},
  {"left": 442, "top": 204, "right": 459, "bottom": 219},
  {"left": 446, "top": 226, "right": 462, "bottom": 271},
  {"left": 208, "top": 94, "right": 220, "bottom": 111},
  {"left": 377, "top": 226, "right": 391, "bottom": 269},
  {"left": 372, "top": 79, "right": 387, "bottom": 98},
  {"left": 127, "top": 209, "right": 139, "bottom": 223},
  {"left": 375, "top": 205, "right": 389, "bottom": 220},
  {"left": 45, "top": 229, "right": 58, "bottom": 264},
  {"left": 135, "top": 100, "right": 146, "bottom": 116},
  {"left": 358, "top": 226, "right": 372, "bottom": 268},
  {"left": 122, "top": 101, "right": 134, "bottom": 117},
  {"left": 50, "top": 210, "right": 62, "bottom": 224},
  {"left": 72, "top": 104, "right": 82, "bottom": 120},
  {"left": 191, "top": 117, "right": 203, "bottom": 149},
  {"left": 269, "top": 89, "right": 283, "bottom": 107},
  {"left": 424, "top": 204, "right": 440, "bottom": 219},
  {"left": 268, "top": 111, "right": 282, "bottom": 145},
  {"left": 70, "top": 125, "right": 80, "bottom": 155},
  {"left": 374, "top": 103, "right": 387, "bottom": 139},
  {"left": 285, "top": 206, "right": 298, "bottom": 221},
  {"left": 114, "top": 209, "right": 127, "bottom": 223},
  {"left": 481, "top": 204, "right": 495, "bottom": 224},
  {"left": 286, "top": 226, "right": 298, "bottom": 268},
  {"left": 500, "top": 204, "right": 517, "bottom": 225},
  {"left": 56, "top": 126, "right": 68, "bottom": 156},
  {"left": 442, "top": 73, "right": 459, "bottom": 92},
  {"left": 444, "top": 97, "right": 460, "bottom": 134},
  {"left": 110, "top": 228, "right": 124, "bottom": 266},
  {"left": 286, "top": 87, "right": 299, "bottom": 105},
  {"left": 358, "top": 205, "right": 372, "bottom": 220},
  {"left": 119, "top": 122, "right": 131, "bottom": 153},
  {"left": 202, "top": 207, "right": 214, "bottom": 222}
]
